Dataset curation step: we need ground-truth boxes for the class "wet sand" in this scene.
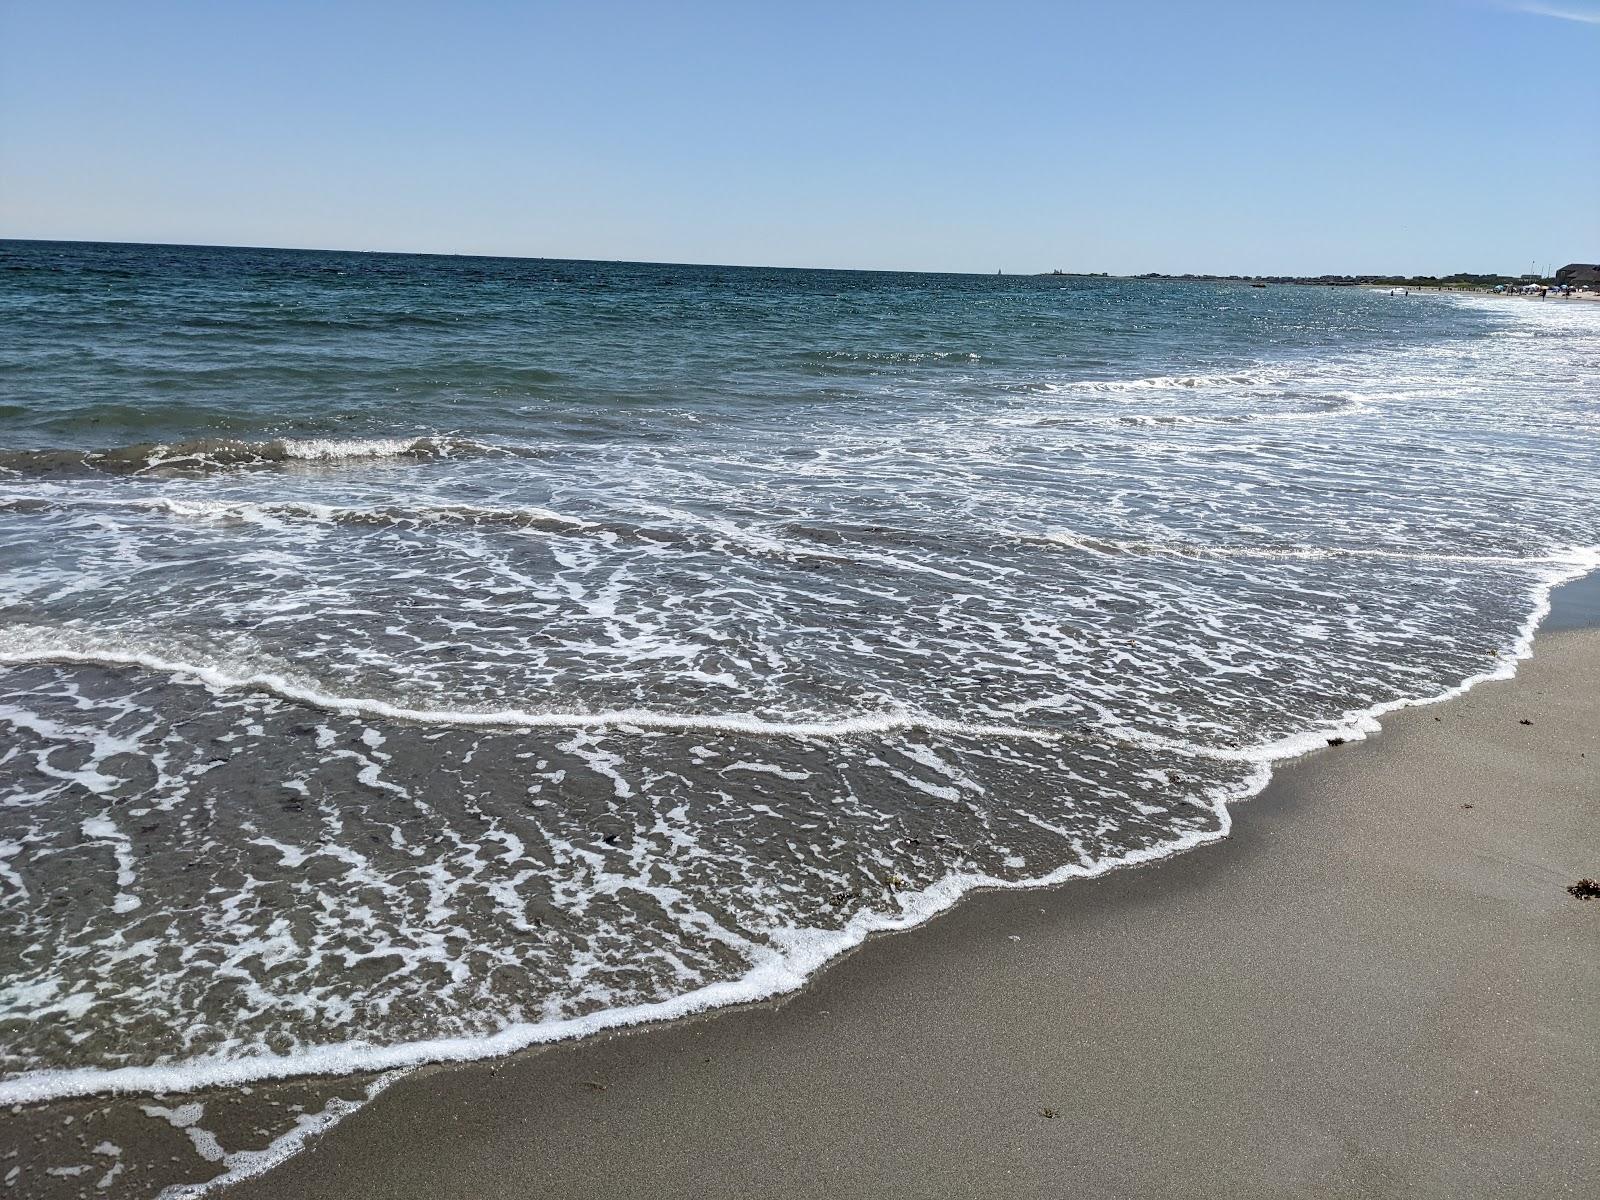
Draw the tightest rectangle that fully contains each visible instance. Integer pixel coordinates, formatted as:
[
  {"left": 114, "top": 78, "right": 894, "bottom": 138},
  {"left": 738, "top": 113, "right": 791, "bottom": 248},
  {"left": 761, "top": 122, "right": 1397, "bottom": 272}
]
[{"left": 224, "top": 593, "right": 1597, "bottom": 1198}]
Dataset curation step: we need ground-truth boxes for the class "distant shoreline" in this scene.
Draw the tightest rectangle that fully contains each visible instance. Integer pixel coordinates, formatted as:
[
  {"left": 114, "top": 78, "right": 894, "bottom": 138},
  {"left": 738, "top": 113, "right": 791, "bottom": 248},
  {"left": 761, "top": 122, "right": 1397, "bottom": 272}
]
[
  {"left": 1362, "top": 284, "right": 1600, "bottom": 300},
  {"left": 2, "top": 239, "right": 1588, "bottom": 291},
  {"left": 1050, "top": 270, "right": 1593, "bottom": 295}
]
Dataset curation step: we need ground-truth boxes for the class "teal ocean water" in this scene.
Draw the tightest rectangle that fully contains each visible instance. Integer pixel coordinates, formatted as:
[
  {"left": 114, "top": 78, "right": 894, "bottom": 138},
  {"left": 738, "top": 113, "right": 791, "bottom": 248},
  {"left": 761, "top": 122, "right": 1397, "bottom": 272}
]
[{"left": 1, "top": 240, "right": 1597, "bottom": 1190}]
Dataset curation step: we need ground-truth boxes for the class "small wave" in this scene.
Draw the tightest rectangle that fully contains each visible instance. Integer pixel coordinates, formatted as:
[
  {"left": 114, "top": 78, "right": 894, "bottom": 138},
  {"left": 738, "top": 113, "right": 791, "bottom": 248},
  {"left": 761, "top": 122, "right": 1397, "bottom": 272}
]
[
  {"left": 1025, "top": 392, "right": 1371, "bottom": 429},
  {"left": 4, "top": 493, "right": 993, "bottom": 581},
  {"left": 138, "top": 497, "right": 606, "bottom": 537},
  {"left": 1046, "top": 371, "right": 1274, "bottom": 394},
  {"left": 0, "top": 493, "right": 792, "bottom": 559},
  {"left": 1031, "top": 530, "right": 1595, "bottom": 568},
  {"left": 276, "top": 437, "right": 469, "bottom": 462},
  {"left": 0, "top": 435, "right": 492, "bottom": 478},
  {"left": 1243, "top": 393, "right": 1374, "bottom": 423},
  {"left": 0, "top": 492, "right": 664, "bottom": 541},
  {"left": 796, "top": 349, "right": 981, "bottom": 368},
  {"left": 0, "top": 629, "right": 1062, "bottom": 743}
]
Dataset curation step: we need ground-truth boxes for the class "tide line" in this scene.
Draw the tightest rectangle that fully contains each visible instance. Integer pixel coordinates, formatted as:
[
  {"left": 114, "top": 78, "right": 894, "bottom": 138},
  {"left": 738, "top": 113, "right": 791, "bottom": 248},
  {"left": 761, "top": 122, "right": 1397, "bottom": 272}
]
[{"left": 0, "top": 638, "right": 1062, "bottom": 744}]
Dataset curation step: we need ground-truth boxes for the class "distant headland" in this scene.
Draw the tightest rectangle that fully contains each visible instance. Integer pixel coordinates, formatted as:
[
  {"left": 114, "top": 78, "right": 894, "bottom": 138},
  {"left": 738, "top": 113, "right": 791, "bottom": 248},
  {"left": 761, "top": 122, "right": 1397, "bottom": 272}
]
[{"left": 1038, "top": 263, "right": 1600, "bottom": 293}]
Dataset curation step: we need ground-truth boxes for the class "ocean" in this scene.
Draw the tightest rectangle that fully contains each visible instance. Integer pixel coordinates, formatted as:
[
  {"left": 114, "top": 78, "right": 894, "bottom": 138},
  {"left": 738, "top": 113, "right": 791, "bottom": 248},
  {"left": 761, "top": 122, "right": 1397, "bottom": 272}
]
[{"left": 2, "top": 240, "right": 1597, "bottom": 1194}]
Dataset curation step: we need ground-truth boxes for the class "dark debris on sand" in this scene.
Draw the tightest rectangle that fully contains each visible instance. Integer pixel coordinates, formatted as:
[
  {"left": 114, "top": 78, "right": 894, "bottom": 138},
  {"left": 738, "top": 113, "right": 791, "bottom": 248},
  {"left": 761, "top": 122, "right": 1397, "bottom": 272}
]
[{"left": 1566, "top": 878, "right": 1600, "bottom": 900}]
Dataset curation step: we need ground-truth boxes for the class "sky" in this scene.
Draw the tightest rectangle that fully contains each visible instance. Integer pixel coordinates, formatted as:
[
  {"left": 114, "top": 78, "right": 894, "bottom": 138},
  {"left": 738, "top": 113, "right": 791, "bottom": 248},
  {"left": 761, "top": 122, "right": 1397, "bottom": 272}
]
[{"left": 1, "top": 0, "right": 1596, "bottom": 275}]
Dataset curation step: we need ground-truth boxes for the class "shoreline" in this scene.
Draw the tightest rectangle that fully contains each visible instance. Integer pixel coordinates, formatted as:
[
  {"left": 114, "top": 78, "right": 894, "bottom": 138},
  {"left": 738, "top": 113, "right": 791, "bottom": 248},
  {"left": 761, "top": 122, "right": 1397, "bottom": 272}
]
[
  {"left": 227, "top": 571, "right": 1600, "bottom": 1198},
  {"left": 8, "top": 558, "right": 1593, "bottom": 1111},
  {"left": 1366, "top": 285, "right": 1600, "bottom": 301},
  {"left": 7, "top": 570, "right": 1596, "bottom": 1198}
]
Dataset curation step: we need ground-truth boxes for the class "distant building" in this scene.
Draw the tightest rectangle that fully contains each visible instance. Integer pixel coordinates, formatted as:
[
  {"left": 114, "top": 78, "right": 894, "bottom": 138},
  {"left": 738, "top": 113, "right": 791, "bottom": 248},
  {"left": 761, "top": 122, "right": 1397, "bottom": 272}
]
[{"left": 1555, "top": 263, "right": 1599, "bottom": 286}]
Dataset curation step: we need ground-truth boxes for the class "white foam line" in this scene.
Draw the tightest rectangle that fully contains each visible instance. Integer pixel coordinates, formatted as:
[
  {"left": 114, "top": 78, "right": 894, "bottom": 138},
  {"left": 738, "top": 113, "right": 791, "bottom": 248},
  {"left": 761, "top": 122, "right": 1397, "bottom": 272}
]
[
  {"left": 1116, "top": 553, "right": 1598, "bottom": 765},
  {"left": 0, "top": 772, "right": 1252, "bottom": 1106},
  {"left": 134, "top": 435, "right": 490, "bottom": 473},
  {"left": 278, "top": 437, "right": 446, "bottom": 461},
  {"left": 56, "top": 496, "right": 598, "bottom": 535},
  {"left": 1054, "top": 371, "right": 1275, "bottom": 393},
  {"left": 1040, "top": 530, "right": 1593, "bottom": 567},
  {"left": 0, "top": 640, "right": 1059, "bottom": 744},
  {"left": 154, "top": 1071, "right": 404, "bottom": 1200},
  {"left": 0, "top": 557, "right": 1593, "bottom": 1113}
]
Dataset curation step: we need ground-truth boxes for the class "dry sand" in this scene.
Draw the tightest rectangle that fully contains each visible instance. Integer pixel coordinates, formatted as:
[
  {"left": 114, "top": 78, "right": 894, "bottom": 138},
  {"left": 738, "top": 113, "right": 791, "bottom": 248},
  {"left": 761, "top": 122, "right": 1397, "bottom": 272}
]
[{"left": 231, "top": 597, "right": 1600, "bottom": 1199}]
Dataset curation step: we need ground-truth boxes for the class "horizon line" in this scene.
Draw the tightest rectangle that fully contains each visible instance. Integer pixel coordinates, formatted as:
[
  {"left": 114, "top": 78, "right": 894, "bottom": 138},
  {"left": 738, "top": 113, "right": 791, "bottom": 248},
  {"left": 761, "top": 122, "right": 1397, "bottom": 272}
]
[{"left": 0, "top": 236, "right": 1580, "bottom": 281}]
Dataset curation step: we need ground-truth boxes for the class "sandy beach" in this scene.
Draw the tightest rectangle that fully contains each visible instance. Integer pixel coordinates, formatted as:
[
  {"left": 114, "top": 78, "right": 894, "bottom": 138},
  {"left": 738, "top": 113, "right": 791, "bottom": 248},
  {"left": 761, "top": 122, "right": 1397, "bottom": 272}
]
[
  {"left": 3, "top": 4, "right": 1598, "bottom": 1195},
  {"left": 223, "top": 576, "right": 1600, "bottom": 1200}
]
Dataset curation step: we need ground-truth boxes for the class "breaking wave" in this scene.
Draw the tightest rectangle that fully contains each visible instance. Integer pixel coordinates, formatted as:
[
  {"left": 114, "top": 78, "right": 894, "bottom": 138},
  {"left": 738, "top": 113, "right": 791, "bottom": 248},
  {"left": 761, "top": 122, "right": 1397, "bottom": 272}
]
[{"left": 0, "top": 435, "right": 497, "bottom": 478}]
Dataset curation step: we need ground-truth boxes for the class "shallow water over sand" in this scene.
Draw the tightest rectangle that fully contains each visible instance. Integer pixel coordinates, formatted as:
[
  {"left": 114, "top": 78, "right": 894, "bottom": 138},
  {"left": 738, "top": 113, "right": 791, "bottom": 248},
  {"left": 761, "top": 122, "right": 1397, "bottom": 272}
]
[{"left": 1, "top": 242, "right": 1597, "bottom": 1192}]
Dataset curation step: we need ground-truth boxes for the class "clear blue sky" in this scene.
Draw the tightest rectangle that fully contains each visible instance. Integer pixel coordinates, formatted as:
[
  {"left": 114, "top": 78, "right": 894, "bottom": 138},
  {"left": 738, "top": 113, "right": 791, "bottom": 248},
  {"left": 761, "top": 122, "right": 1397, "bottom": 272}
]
[{"left": 2, "top": 0, "right": 1595, "bottom": 274}]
